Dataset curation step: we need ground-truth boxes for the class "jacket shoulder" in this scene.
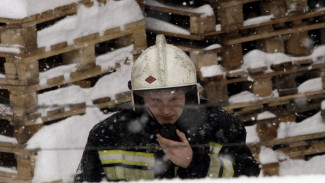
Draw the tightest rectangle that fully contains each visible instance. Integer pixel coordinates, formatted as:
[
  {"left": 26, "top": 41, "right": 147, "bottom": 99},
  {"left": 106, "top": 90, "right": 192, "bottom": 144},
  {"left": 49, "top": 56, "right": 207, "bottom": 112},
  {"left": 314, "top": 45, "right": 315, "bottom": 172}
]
[
  {"left": 89, "top": 109, "right": 135, "bottom": 136},
  {"left": 206, "top": 105, "right": 246, "bottom": 143}
]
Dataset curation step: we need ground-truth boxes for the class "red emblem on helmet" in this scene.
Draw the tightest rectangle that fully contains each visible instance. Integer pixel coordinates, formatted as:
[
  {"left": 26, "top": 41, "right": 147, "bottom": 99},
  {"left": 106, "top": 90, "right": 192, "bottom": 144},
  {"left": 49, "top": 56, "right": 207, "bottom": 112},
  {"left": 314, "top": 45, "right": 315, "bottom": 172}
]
[{"left": 145, "top": 76, "right": 156, "bottom": 84}]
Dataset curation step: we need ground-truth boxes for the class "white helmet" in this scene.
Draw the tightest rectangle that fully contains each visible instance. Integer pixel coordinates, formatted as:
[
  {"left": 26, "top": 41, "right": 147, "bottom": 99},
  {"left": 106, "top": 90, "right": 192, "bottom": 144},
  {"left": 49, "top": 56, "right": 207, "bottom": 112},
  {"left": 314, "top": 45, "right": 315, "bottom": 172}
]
[{"left": 130, "top": 34, "right": 200, "bottom": 106}]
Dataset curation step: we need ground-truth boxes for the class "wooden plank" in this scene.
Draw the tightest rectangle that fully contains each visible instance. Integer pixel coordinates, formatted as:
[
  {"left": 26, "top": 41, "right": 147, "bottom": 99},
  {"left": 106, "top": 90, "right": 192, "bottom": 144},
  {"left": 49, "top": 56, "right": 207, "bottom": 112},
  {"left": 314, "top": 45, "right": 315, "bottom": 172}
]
[
  {"left": 190, "top": 15, "right": 216, "bottom": 34},
  {"left": 271, "top": 62, "right": 293, "bottom": 71},
  {"left": 260, "top": 0, "right": 286, "bottom": 18},
  {"left": 241, "top": 104, "right": 263, "bottom": 112},
  {"left": 46, "top": 108, "right": 65, "bottom": 117},
  {"left": 217, "top": 0, "right": 243, "bottom": 31},
  {"left": 22, "top": 20, "right": 146, "bottom": 62},
  {"left": 115, "top": 91, "right": 131, "bottom": 101},
  {"left": 40, "top": 104, "right": 86, "bottom": 125},
  {"left": 93, "top": 97, "right": 112, "bottom": 105},
  {"left": 285, "top": 0, "right": 309, "bottom": 16},
  {"left": 225, "top": 22, "right": 325, "bottom": 45},
  {"left": 261, "top": 162, "right": 279, "bottom": 176},
  {"left": 204, "top": 8, "right": 325, "bottom": 37},
  {"left": 220, "top": 41, "right": 243, "bottom": 70},
  {"left": 1, "top": 26, "right": 37, "bottom": 52},
  {"left": 25, "top": 92, "right": 132, "bottom": 125},
  {"left": 247, "top": 66, "right": 268, "bottom": 74},
  {"left": 62, "top": 45, "right": 96, "bottom": 71},
  {"left": 281, "top": 141, "right": 325, "bottom": 159},
  {"left": 224, "top": 89, "right": 325, "bottom": 112},
  {"left": 0, "top": 63, "right": 115, "bottom": 92},
  {"left": 0, "top": 176, "right": 31, "bottom": 183},
  {"left": 144, "top": 4, "right": 203, "bottom": 17},
  {"left": 0, "top": 142, "right": 35, "bottom": 155},
  {"left": 278, "top": 88, "right": 298, "bottom": 97},
  {"left": 70, "top": 66, "right": 102, "bottom": 82},
  {"left": 46, "top": 76, "right": 65, "bottom": 86},
  {"left": 252, "top": 77, "right": 273, "bottom": 97},
  {"left": 249, "top": 132, "right": 325, "bottom": 147},
  {"left": 21, "top": 3, "right": 78, "bottom": 27},
  {"left": 288, "top": 141, "right": 308, "bottom": 148},
  {"left": 222, "top": 62, "right": 325, "bottom": 85},
  {"left": 73, "top": 33, "right": 100, "bottom": 44},
  {"left": 147, "top": 29, "right": 204, "bottom": 40},
  {"left": 176, "top": 44, "right": 222, "bottom": 53},
  {"left": 243, "top": 0, "right": 260, "bottom": 3},
  {"left": 226, "top": 69, "right": 247, "bottom": 78},
  {"left": 95, "top": 94, "right": 132, "bottom": 109},
  {"left": 50, "top": 42, "right": 68, "bottom": 51},
  {"left": 0, "top": 17, "right": 22, "bottom": 24},
  {"left": 40, "top": 10, "right": 54, "bottom": 19},
  {"left": 38, "top": 66, "right": 108, "bottom": 91},
  {"left": 293, "top": 59, "right": 313, "bottom": 65},
  {"left": 0, "top": 171, "right": 17, "bottom": 179}
]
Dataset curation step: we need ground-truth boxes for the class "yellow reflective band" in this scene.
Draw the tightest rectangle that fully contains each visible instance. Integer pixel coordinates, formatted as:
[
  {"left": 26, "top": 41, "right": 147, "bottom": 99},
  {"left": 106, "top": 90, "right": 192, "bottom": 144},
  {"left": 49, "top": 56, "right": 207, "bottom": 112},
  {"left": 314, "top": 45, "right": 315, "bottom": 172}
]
[
  {"left": 209, "top": 142, "right": 223, "bottom": 155},
  {"left": 99, "top": 150, "right": 154, "bottom": 157},
  {"left": 101, "top": 159, "right": 154, "bottom": 167},
  {"left": 221, "top": 158, "right": 234, "bottom": 178},
  {"left": 98, "top": 150, "right": 155, "bottom": 167},
  {"left": 103, "top": 166, "right": 155, "bottom": 181}
]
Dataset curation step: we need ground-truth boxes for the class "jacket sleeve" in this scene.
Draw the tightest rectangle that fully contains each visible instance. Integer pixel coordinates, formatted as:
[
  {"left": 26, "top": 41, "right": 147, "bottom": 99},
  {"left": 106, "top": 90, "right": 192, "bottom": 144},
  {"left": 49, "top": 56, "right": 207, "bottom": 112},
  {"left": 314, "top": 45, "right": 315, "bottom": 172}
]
[
  {"left": 208, "top": 107, "right": 261, "bottom": 178},
  {"left": 73, "top": 129, "right": 105, "bottom": 182},
  {"left": 176, "top": 144, "right": 210, "bottom": 178}
]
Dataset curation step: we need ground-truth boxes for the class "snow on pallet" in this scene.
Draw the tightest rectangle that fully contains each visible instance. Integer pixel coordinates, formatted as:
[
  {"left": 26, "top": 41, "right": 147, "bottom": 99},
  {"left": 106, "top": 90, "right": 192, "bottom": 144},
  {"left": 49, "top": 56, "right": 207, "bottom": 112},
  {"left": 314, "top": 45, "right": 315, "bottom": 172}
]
[
  {"left": 197, "top": 46, "right": 325, "bottom": 107},
  {"left": 2, "top": 44, "right": 135, "bottom": 125},
  {"left": 248, "top": 131, "right": 325, "bottom": 175},
  {"left": 0, "top": 20, "right": 145, "bottom": 87},
  {"left": 146, "top": 6, "right": 325, "bottom": 73},
  {"left": 145, "top": 0, "right": 216, "bottom": 39},
  {"left": 147, "top": 0, "right": 312, "bottom": 38},
  {"left": 245, "top": 105, "right": 325, "bottom": 175},
  {"left": 0, "top": 0, "right": 146, "bottom": 121}
]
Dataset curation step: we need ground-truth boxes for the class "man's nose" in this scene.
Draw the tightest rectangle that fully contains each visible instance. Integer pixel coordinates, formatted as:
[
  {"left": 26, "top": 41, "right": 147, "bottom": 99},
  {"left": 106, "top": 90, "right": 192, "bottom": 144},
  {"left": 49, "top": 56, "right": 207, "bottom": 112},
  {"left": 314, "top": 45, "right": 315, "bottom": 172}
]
[{"left": 160, "top": 103, "right": 171, "bottom": 115}]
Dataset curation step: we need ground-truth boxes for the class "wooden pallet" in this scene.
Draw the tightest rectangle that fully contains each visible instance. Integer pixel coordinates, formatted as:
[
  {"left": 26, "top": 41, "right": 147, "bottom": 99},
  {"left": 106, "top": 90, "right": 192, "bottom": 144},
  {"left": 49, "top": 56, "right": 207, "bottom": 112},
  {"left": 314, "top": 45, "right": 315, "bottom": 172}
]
[
  {"left": 223, "top": 88, "right": 325, "bottom": 115},
  {"left": 212, "top": 9, "right": 325, "bottom": 45},
  {"left": 0, "top": 0, "right": 147, "bottom": 153},
  {"left": 0, "top": 141, "right": 37, "bottom": 182},
  {"left": 248, "top": 131, "right": 325, "bottom": 176},
  {"left": 0, "top": 0, "right": 116, "bottom": 27},
  {"left": 0, "top": 2, "right": 77, "bottom": 26},
  {"left": 25, "top": 91, "right": 132, "bottom": 126},
  {"left": 147, "top": 0, "right": 316, "bottom": 40},
  {"left": 145, "top": 0, "right": 216, "bottom": 37},
  {"left": 205, "top": 56, "right": 325, "bottom": 106},
  {"left": 148, "top": 9, "right": 325, "bottom": 71},
  {"left": 249, "top": 132, "right": 325, "bottom": 156},
  {"left": 0, "top": 19, "right": 145, "bottom": 118}
]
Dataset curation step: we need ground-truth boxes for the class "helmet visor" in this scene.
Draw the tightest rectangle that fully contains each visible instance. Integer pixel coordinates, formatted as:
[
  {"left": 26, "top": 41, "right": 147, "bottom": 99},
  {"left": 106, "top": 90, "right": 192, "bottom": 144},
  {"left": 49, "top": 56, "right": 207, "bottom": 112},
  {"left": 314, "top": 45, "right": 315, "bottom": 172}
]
[{"left": 134, "top": 86, "right": 196, "bottom": 99}]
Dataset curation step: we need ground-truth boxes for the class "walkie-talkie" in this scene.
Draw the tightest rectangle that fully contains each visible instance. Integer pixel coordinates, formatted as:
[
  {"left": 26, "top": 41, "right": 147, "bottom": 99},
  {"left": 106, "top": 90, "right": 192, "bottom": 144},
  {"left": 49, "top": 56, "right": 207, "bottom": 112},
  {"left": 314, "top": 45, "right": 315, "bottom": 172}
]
[{"left": 159, "top": 124, "right": 180, "bottom": 142}]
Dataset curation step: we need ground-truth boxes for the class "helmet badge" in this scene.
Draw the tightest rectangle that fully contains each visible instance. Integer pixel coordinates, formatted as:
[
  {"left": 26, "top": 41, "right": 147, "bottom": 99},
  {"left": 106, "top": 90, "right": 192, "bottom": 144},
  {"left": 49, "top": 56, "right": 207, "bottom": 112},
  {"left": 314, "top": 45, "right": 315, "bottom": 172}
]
[{"left": 145, "top": 76, "right": 156, "bottom": 84}]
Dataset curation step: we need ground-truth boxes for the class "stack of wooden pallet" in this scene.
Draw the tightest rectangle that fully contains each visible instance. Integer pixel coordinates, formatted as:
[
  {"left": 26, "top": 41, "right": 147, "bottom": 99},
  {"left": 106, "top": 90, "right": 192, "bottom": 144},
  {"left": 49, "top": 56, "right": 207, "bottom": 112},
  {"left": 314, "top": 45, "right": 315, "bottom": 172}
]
[
  {"left": 144, "top": 0, "right": 325, "bottom": 176},
  {"left": 0, "top": 0, "right": 146, "bottom": 182}
]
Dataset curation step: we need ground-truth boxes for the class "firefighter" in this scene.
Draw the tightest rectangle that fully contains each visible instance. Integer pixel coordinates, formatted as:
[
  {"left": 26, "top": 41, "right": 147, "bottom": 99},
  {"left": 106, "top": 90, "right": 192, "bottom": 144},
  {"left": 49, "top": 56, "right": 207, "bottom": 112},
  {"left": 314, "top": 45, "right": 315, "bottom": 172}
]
[{"left": 74, "top": 35, "right": 260, "bottom": 182}]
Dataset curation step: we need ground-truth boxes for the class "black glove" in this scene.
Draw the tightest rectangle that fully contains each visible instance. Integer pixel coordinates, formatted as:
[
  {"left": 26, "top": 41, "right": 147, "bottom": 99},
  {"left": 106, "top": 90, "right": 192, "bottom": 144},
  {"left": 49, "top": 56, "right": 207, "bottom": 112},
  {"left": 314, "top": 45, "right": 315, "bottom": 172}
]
[
  {"left": 154, "top": 124, "right": 180, "bottom": 178},
  {"left": 159, "top": 124, "right": 180, "bottom": 142}
]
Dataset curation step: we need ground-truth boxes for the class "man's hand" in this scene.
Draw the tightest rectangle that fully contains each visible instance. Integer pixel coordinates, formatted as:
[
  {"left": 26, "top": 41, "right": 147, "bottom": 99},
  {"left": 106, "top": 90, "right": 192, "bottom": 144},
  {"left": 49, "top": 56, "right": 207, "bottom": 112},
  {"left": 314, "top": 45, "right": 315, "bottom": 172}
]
[{"left": 156, "top": 129, "right": 193, "bottom": 168}]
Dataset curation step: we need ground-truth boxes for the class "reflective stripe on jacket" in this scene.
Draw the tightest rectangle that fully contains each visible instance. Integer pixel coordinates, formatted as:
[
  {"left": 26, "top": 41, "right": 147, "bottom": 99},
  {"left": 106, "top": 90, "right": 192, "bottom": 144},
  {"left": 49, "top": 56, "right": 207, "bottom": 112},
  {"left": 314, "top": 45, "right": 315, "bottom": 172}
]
[{"left": 74, "top": 103, "right": 260, "bottom": 182}]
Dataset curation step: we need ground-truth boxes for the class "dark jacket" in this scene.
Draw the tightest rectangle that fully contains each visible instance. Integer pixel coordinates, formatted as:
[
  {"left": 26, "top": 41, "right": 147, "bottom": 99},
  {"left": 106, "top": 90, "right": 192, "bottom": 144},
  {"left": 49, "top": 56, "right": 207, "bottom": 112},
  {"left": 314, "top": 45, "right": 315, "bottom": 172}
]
[{"left": 74, "top": 103, "right": 260, "bottom": 182}]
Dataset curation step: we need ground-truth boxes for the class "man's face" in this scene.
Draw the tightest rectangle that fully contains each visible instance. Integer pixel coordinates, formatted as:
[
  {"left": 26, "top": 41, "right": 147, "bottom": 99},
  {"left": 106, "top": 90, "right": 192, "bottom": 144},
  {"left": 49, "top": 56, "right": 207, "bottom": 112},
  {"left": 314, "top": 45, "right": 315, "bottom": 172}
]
[{"left": 143, "top": 90, "right": 185, "bottom": 125}]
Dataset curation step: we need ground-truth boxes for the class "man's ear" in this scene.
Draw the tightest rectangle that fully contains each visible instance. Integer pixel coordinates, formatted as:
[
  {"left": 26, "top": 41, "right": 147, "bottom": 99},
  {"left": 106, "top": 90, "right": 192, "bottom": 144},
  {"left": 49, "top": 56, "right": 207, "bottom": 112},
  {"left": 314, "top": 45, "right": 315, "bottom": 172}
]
[{"left": 128, "top": 80, "right": 132, "bottom": 90}]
